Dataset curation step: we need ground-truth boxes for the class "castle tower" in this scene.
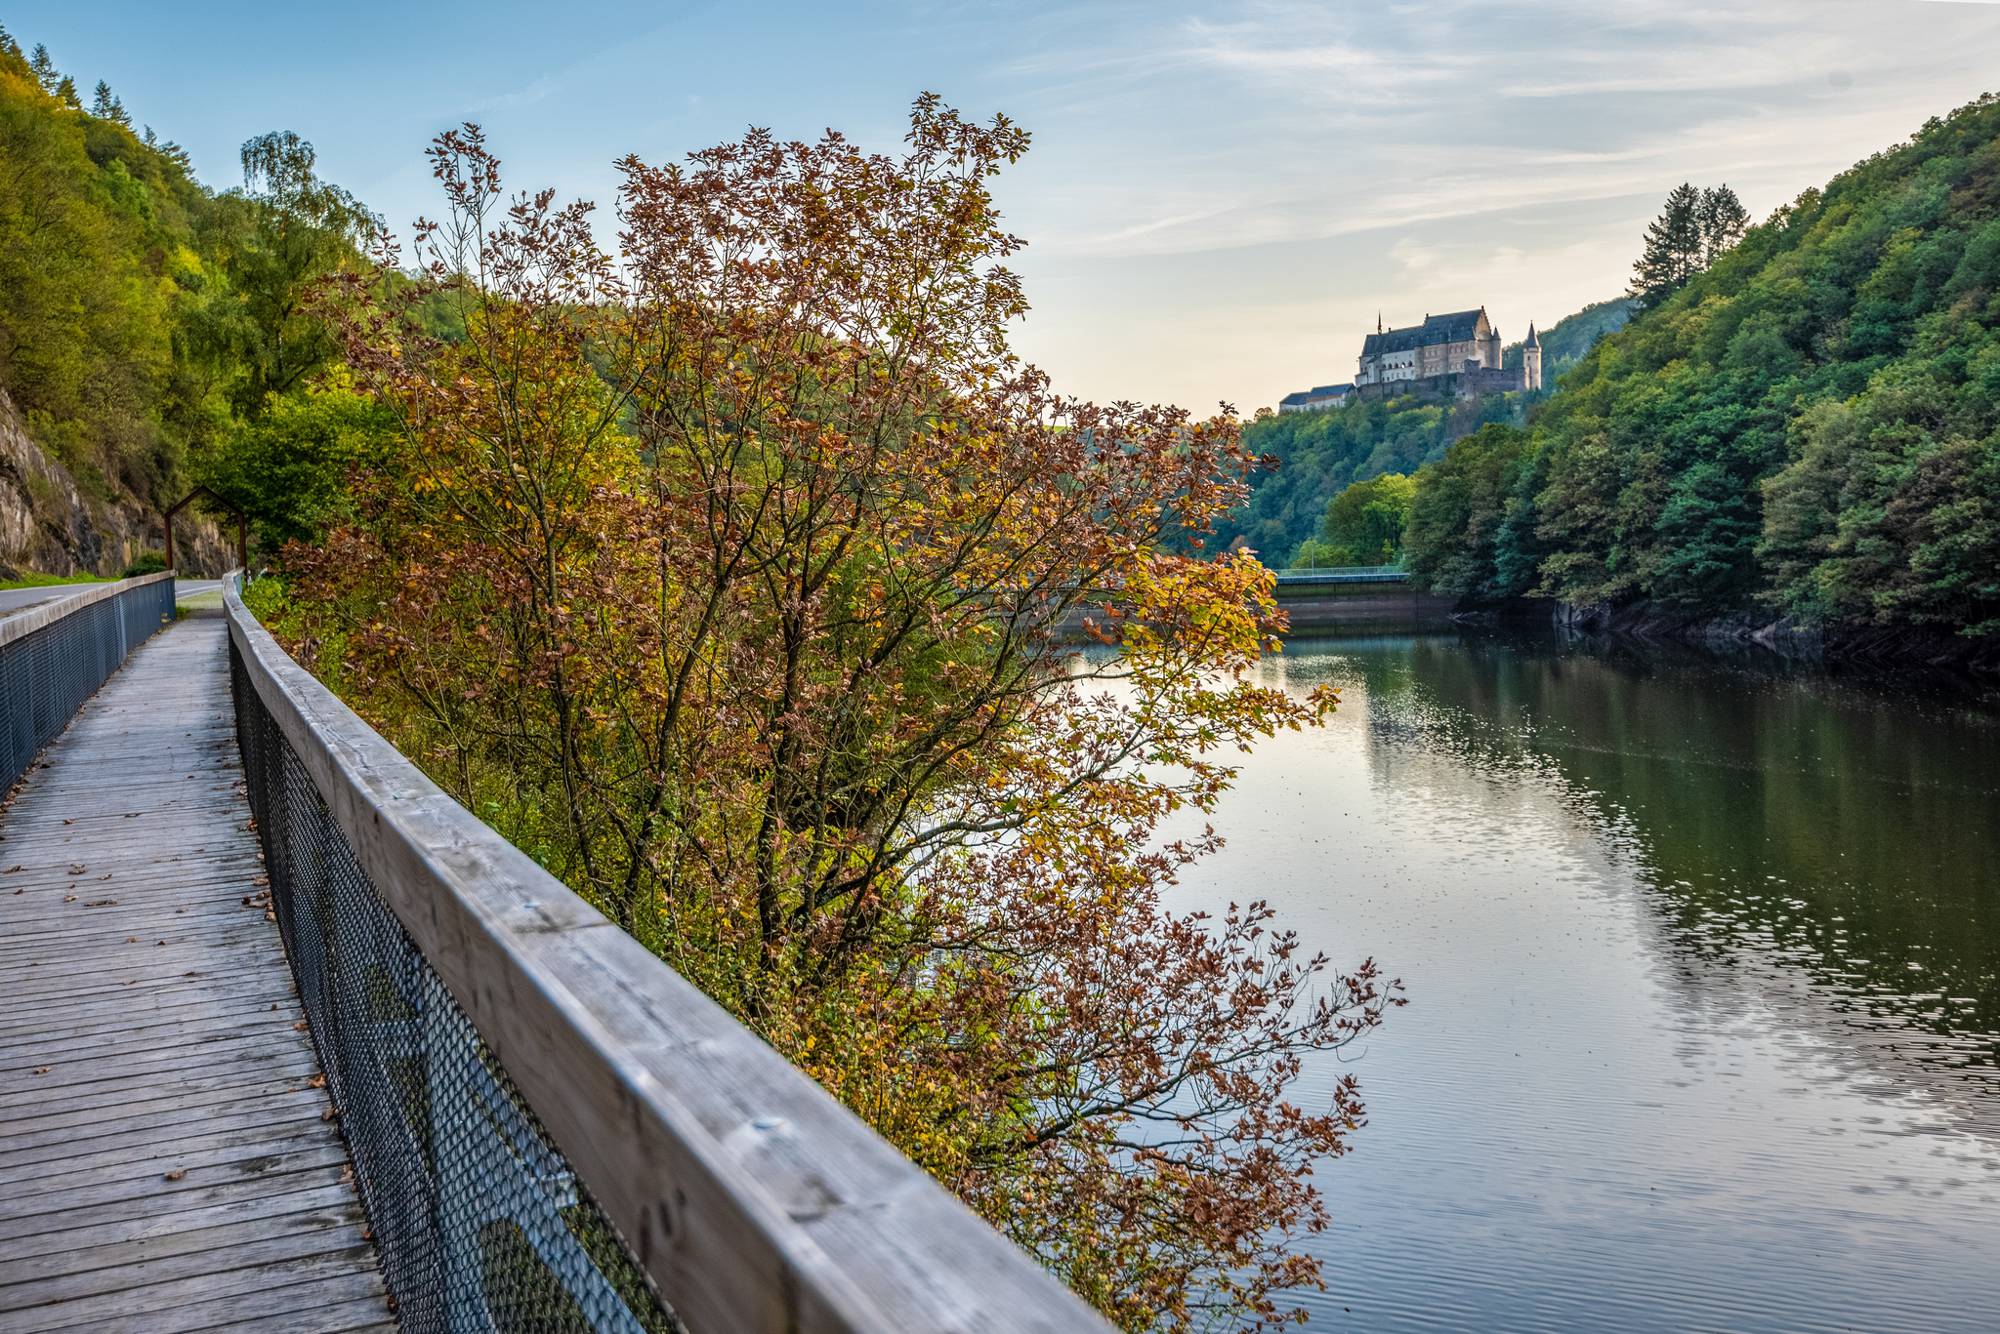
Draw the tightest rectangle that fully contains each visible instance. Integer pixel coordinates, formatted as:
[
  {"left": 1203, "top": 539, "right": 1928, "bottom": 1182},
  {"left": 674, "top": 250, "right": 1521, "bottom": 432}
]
[{"left": 1523, "top": 322, "right": 1543, "bottom": 391}]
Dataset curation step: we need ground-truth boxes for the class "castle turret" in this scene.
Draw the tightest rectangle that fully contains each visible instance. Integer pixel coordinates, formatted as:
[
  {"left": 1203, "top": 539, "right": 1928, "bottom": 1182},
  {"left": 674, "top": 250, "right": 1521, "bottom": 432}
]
[{"left": 1523, "top": 321, "right": 1543, "bottom": 391}]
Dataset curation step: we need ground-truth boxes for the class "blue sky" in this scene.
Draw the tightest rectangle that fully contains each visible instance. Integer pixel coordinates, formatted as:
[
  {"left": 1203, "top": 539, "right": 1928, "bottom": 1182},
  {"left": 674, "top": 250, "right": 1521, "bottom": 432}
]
[{"left": 10, "top": 0, "right": 2000, "bottom": 412}]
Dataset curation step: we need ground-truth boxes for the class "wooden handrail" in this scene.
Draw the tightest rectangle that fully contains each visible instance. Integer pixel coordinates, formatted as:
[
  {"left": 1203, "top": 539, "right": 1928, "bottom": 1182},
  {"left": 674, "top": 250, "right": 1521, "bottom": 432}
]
[{"left": 224, "top": 575, "right": 1108, "bottom": 1334}]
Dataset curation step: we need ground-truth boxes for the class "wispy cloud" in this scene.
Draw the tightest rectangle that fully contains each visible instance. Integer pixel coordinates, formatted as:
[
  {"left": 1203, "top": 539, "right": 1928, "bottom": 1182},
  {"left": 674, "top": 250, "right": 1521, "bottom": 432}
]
[{"left": 464, "top": 74, "right": 557, "bottom": 114}]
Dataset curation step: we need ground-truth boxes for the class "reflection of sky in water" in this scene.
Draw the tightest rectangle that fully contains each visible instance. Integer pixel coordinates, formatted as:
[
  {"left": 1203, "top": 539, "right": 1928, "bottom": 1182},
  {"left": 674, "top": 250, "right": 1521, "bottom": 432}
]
[{"left": 1166, "top": 634, "right": 2000, "bottom": 1332}]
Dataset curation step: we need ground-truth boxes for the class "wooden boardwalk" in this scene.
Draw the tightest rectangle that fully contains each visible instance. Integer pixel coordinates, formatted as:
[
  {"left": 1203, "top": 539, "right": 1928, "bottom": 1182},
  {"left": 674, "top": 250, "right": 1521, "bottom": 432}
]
[{"left": 0, "top": 615, "right": 392, "bottom": 1332}]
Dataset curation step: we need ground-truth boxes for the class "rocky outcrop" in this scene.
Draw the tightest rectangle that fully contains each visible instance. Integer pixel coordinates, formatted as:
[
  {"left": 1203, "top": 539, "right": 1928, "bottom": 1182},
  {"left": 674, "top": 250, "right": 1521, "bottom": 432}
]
[{"left": 0, "top": 388, "right": 228, "bottom": 578}]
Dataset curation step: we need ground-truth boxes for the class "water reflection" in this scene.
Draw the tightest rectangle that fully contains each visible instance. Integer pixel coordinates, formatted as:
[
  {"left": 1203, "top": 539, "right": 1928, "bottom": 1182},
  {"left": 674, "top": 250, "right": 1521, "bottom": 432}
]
[{"left": 1181, "top": 632, "right": 2000, "bottom": 1332}]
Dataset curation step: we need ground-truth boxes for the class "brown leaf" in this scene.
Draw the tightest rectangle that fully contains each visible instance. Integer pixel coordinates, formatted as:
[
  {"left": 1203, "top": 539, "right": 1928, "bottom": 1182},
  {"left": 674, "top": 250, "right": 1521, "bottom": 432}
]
[{"left": 163, "top": 1169, "right": 186, "bottom": 1182}]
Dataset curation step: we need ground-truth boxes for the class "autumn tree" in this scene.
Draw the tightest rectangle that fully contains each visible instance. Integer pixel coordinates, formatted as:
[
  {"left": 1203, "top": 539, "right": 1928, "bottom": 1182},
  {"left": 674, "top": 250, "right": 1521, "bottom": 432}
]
[{"left": 290, "top": 104, "right": 1400, "bottom": 1330}]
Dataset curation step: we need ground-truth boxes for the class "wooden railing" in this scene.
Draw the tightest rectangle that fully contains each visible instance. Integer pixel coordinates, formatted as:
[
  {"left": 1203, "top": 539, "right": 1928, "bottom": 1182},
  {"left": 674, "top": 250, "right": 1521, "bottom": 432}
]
[{"left": 224, "top": 576, "right": 1108, "bottom": 1333}]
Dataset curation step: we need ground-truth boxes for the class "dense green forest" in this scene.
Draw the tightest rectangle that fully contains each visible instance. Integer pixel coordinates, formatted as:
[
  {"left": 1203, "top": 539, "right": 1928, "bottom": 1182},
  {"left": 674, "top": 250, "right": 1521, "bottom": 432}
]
[
  {"left": 0, "top": 27, "right": 391, "bottom": 560},
  {"left": 1404, "top": 94, "right": 2000, "bottom": 638},
  {"left": 1502, "top": 297, "right": 1635, "bottom": 384},
  {"left": 1225, "top": 298, "right": 1629, "bottom": 564},
  {"left": 1221, "top": 393, "right": 1518, "bottom": 563}
]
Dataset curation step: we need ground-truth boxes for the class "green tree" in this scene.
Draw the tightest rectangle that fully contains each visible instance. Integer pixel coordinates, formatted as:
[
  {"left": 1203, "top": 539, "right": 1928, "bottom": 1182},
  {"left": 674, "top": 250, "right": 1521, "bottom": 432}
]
[
  {"left": 26, "top": 43, "right": 55, "bottom": 92},
  {"left": 207, "top": 131, "right": 375, "bottom": 416},
  {"left": 205, "top": 375, "right": 393, "bottom": 550},
  {"left": 1698, "top": 185, "right": 1750, "bottom": 264},
  {"left": 89, "top": 79, "right": 128, "bottom": 127},
  {"left": 1630, "top": 182, "right": 1705, "bottom": 308},
  {"left": 1312, "top": 470, "right": 1415, "bottom": 564},
  {"left": 1404, "top": 424, "right": 1534, "bottom": 599}
]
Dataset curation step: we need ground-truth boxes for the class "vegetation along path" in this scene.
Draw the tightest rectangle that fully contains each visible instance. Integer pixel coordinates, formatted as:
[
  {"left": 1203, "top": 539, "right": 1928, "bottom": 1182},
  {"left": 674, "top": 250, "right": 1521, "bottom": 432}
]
[{"left": 0, "top": 613, "right": 389, "bottom": 1332}]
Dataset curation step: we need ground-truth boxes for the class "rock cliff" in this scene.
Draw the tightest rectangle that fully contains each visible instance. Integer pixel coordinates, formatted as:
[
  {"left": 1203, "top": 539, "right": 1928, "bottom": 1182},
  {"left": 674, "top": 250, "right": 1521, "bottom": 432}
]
[{"left": 0, "top": 389, "right": 228, "bottom": 578}]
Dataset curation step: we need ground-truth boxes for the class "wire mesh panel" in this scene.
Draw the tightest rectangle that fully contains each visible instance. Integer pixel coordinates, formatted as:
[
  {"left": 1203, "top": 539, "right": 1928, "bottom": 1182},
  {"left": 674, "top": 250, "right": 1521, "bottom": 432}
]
[
  {"left": 0, "top": 576, "right": 176, "bottom": 792},
  {"left": 230, "top": 638, "right": 681, "bottom": 1334}
]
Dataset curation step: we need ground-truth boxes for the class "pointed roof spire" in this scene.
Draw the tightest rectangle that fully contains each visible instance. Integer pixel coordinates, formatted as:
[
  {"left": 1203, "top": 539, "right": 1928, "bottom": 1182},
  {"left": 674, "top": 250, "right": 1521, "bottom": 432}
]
[
  {"left": 1377, "top": 311, "right": 1383, "bottom": 334},
  {"left": 1524, "top": 321, "right": 1540, "bottom": 348}
]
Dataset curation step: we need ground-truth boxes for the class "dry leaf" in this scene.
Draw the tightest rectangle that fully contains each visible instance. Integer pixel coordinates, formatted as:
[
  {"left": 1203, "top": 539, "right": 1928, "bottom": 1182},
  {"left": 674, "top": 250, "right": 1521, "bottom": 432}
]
[{"left": 163, "top": 1169, "right": 186, "bottom": 1181}]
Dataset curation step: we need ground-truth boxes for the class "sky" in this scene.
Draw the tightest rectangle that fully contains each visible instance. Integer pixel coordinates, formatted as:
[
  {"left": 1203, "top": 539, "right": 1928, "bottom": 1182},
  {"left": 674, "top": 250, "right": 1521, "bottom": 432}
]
[{"left": 10, "top": 0, "right": 2000, "bottom": 413}]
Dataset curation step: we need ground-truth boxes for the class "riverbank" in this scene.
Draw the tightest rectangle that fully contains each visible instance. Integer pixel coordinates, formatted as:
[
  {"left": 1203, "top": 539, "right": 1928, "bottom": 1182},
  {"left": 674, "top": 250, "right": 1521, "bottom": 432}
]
[{"left": 1438, "top": 597, "right": 2000, "bottom": 677}]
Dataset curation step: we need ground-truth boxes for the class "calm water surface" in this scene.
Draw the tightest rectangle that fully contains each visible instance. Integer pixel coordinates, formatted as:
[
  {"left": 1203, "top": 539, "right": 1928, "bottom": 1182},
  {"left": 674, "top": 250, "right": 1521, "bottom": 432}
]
[{"left": 1180, "top": 633, "right": 2000, "bottom": 1332}]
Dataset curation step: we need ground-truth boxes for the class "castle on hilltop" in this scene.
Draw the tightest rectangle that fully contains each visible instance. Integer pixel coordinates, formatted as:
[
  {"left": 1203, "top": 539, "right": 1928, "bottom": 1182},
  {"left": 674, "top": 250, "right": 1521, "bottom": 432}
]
[{"left": 1279, "top": 305, "right": 1540, "bottom": 413}]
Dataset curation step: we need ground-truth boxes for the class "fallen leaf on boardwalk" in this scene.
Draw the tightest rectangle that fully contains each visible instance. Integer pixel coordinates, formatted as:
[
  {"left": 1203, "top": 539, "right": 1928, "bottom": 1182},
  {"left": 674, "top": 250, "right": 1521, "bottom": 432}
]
[
  {"left": 84, "top": 899, "right": 116, "bottom": 908},
  {"left": 308, "top": 1073, "right": 327, "bottom": 1088},
  {"left": 3, "top": 866, "right": 18, "bottom": 873},
  {"left": 61, "top": 818, "right": 72, "bottom": 825},
  {"left": 294, "top": 1020, "right": 310, "bottom": 1032},
  {"left": 322, "top": 1107, "right": 338, "bottom": 1122},
  {"left": 264, "top": 911, "right": 275, "bottom": 922},
  {"left": 124, "top": 936, "right": 136, "bottom": 943},
  {"left": 32, "top": 1066, "right": 49, "bottom": 1075},
  {"left": 163, "top": 1169, "right": 186, "bottom": 1181}
]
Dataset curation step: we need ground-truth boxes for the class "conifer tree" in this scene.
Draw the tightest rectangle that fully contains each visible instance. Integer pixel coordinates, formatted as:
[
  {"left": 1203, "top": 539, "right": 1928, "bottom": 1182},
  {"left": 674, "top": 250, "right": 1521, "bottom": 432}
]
[
  {"left": 90, "top": 79, "right": 130, "bottom": 126},
  {"left": 1630, "top": 182, "right": 1704, "bottom": 308},
  {"left": 1698, "top": 184, "right": 1750, "bottom": 263},
  {"left": 28, "top": 43, "right": 57, "bottom": 92},
  {"left": 53, "top": 75, "right": 79, "bottom": 109}
]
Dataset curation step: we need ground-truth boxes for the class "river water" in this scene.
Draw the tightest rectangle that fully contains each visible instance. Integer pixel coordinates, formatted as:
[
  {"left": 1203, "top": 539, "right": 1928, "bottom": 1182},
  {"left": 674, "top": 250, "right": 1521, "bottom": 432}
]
[{"left": 1176, "top": 632, "right": 2000, "bottom": 1331}]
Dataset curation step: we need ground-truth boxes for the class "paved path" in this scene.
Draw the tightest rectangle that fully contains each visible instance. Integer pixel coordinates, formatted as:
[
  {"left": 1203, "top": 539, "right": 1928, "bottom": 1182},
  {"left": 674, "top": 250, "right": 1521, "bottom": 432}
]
[
  {"left": 0, "top": 580, "right": 221, "bottom": 621},
  {"left": 0, "top": 615, "right": 391, "bottom": 1332}
]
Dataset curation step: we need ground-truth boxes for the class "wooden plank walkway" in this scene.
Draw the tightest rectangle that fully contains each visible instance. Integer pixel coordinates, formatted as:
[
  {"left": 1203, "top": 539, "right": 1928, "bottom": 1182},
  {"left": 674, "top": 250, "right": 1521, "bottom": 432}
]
[{"left": 0, "top": 614, "right": 393, "bottom": 1333}]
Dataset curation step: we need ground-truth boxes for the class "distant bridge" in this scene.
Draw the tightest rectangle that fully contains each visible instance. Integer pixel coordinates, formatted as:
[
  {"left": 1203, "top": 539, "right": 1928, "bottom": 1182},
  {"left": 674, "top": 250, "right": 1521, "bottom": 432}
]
[
  {"left": 0, "top": 575, "right": 1106, "bottom": 1331},
  {"left": 1271, "top": 563, "right": 1410, "bottom": 587}
]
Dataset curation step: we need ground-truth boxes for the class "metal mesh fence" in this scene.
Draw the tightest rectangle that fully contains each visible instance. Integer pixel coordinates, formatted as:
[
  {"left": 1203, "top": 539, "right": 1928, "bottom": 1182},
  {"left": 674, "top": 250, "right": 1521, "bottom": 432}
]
[
  {"left": 229, "top": 637, "right": 682, "bottom": 1334},
  {"left": 0, "top": 578, "right": 176, "bottom": 793}
]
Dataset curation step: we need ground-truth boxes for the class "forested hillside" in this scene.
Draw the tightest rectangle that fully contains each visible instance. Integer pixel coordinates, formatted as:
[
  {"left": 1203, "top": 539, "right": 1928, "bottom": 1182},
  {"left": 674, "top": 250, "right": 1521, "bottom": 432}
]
[
  {"left": 1502, "top": 297, "right": 1635, "bottom": 384},
  {"left": 0, "top": 27, "right": 378, "bottom": 573},
  {"left": 1405, "top": 94, "right": 2000, "bottom": 639},
  {"left": 1219, "top": 394, "right": 1517, "bottom": 563},
  {"left": 1224, "top": 298, "right": 1628, "bottom": 564}
]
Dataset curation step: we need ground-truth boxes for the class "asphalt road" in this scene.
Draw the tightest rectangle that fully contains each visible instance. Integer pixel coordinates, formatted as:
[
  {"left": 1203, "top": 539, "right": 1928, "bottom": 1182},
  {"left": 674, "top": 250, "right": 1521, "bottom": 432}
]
[{"left": 0, "top": 577, "right": 222, "bottom": 620}]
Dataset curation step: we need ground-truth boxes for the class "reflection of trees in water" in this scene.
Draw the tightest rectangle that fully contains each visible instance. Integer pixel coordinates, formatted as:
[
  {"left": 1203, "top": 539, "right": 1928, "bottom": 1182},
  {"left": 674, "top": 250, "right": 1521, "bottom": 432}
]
[{"left": 1285, "top": 632, "right": 2000, "bottom": 1122}]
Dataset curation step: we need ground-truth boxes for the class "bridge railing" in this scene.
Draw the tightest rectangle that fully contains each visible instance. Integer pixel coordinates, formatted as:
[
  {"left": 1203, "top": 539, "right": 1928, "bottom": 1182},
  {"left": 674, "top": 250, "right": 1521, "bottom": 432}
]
[
  {"left": 224, "top": 576, "right": 1107, "bottom": 1334},
  {"left": 0, "top": 571, "right": 175, "bottom": 792},
  {"left": 1272, "top": 564, "right": 1409, "bottom": 585}
]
